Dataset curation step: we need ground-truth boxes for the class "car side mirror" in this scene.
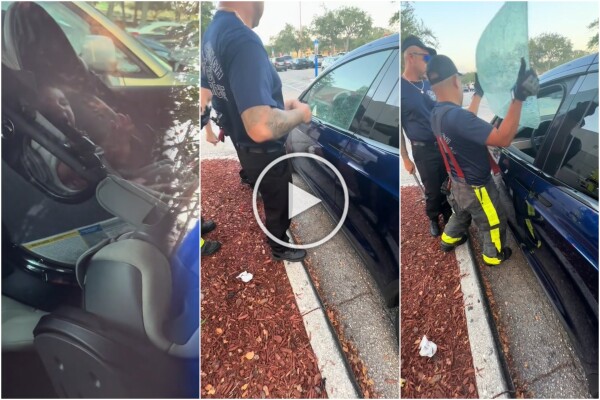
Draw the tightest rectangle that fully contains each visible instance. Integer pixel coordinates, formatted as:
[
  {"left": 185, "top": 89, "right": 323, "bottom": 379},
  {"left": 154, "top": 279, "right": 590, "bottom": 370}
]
[{"left": 81, "top": 35, "right": 118, "bottom": 74}]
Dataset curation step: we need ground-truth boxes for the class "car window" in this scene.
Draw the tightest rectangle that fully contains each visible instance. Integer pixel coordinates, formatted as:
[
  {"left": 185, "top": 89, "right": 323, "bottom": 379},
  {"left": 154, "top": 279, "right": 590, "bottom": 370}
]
[
  {"left": 355, "top": 52, "right": 399, "bottom": 148},
  {"left": 508, "top": 85, "right": 565, "bottom": 160},
  {"left": 303, "top": 50, "right": 392, "bottom": 131},
  {"left": 552, "top": 73, "right": 599, "bottom": 200},
  {"left": 38, "top": 2, "right": 144, "bottom": 76}
]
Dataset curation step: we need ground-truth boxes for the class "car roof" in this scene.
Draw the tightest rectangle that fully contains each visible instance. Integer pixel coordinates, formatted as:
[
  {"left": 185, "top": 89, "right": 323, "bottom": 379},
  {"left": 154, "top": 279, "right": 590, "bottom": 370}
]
[
  {"left": 540, "top": 53, "right": 599, "bottom": 84},
  {"left": 325, "top": 33, "right": 398, "bottom": 70}
]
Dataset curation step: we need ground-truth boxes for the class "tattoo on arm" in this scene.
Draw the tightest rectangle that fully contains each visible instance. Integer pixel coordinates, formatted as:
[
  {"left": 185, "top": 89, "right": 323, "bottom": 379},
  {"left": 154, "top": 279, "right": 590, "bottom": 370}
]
[
  {"left": 242, "top": 106, "right": 303, "bottom": 142},
  {"left": 268, "top": 108, "right": 303, "bottom": 139}
]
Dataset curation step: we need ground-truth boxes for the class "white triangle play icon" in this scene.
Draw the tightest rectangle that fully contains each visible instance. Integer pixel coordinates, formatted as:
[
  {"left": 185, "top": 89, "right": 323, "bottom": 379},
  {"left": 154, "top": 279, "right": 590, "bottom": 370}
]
[{"left": 288, "top": 183, "right": 322, "bottom": 219}]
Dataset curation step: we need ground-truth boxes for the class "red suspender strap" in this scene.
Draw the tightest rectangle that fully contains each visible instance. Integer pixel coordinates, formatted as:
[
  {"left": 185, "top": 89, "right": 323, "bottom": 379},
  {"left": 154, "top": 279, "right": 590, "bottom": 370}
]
[
  {"left": 435, "top": 136, "right": 453, "bottom": 175},
  {"left": 436, "top": 136, "right": 465, "bottom": 179}
]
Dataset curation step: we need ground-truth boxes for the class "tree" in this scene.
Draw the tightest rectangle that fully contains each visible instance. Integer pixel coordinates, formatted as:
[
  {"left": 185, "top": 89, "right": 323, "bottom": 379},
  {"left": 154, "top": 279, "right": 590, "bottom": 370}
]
[
  {"left": 269, "top": 24, "right": 300, "bottom": 56},
  {"left": 400, "top": 2, "right": 437, "bottom": 49},
  {"left": 311, "top": 9, "right": 344, "bottom": 54},
  {"left": 337, "top": 7, "right": 373, "bottom": 52},
  {"left": 201, "top": 1, "right": 215, "bottom": 35},
  {"left": 529, "top": 33, "right": 574, "bottom": 74},
  {"left": 587, "top": 19, "right": 598, "bottom": 51}
]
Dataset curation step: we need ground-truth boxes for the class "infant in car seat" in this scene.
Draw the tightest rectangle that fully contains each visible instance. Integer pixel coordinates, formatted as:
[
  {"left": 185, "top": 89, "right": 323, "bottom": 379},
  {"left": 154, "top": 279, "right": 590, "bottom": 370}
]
[{"left": 32, "top": 84, "right": 144, "bottom": 191}]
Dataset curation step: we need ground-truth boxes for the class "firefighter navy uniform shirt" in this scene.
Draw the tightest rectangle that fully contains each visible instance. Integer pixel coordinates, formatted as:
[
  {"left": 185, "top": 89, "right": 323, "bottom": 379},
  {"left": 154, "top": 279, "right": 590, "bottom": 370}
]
[
  {"left": 400, "top": 78, "right": 437, "bottom": 142},
  {"left": 432, "top": 101, "right": 494, "bottom": 186},
  {"left": 201, "top": 10, "right": 285, "bottom": 146}
]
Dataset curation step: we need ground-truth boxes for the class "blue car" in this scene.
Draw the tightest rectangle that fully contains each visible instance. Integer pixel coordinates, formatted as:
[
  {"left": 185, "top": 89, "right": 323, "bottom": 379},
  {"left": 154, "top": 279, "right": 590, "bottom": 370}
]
[
  {"left": 286, "top": 34, "right": 399, "bottom": 308},
  {"left": 495, "top": 53, "right": 598, "bottom": 395}
]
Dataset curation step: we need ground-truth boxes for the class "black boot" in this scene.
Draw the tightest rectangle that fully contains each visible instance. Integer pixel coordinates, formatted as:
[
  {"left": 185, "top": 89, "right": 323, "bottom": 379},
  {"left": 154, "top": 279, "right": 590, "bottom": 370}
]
[
  {"left": 201, "top": 218, "right": 216, "bottom": 234},
  {"left": 272, "top": 248, "right": 307, "bottom": 262},
  {"left": 201, "top": 240, "right": 221, "bottom": 256},
  {"left": 429, "top": 218, "right": 441, "bottom": 236},
  {"left": 440, "top": 235, "right": 468, "bottom": 252}
]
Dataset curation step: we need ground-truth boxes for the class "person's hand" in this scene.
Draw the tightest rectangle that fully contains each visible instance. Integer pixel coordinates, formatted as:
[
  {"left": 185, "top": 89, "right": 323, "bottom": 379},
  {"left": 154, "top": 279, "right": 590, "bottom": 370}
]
[
  {"left": 205, "top": 123, "right": 219, "bottom": 145},
  {"left": 403, "top": 158, "right": 416, "bottom": 174},
  {"left": 512, "top": 57, "right": 539, "bottom": 101},
  {"left": 474, "top": 73, "right": 484, "bottom": 97},
  {"left": 288, "top": 99, "right": 311, "bottom": 123}
]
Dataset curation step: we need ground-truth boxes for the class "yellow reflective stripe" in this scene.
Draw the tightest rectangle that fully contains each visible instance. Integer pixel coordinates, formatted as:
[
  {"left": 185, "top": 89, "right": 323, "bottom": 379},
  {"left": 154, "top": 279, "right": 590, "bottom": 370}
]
[
  {"left": 490, "top": 228, "right": 501, "bottom": 253},
  {"left": 474, "top": 187, "right": 502, "bottom": 252},
  {"left": 526, "top": 201, "right": 535, "bottom": 217},
  {"left": 525, "top": 219, "right": 535, "bottom": 237},
  {"left": 200, "top": 237, "right": 205, "bottom": 247},
  {"left": 483, "top": 254, "right": 502, "bottom": 265},
  {"left": 442, "top": 232, "right": 463, "bottom": 244}
]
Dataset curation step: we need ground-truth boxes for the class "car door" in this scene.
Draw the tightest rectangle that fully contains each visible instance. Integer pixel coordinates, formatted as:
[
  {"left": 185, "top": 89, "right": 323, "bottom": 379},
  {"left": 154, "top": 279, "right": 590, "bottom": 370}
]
[
  {"left": 287, "top": 47, "right": 394, "bottom": 217},
  {"left": 500, "top": 69, "right": 598, "bottom": 387},
  {"left": 336, "top": 52, "right": 399, "bottom": 304}
]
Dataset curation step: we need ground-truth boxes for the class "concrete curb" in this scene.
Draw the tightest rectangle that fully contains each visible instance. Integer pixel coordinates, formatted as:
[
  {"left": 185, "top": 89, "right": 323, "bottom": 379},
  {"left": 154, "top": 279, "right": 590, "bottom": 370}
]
[
  {"left": 455, "top": 238, "right": 511, "bottom": 399},
  {"left": 283, "top": 233, "right": 360, "bottom": 399}
]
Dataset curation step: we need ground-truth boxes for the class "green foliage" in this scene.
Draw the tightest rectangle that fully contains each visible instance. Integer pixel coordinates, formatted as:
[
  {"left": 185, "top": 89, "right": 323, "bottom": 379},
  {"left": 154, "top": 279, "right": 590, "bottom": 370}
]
[
  {"left": 201, "top": 1, "right": 215, "bottom": 36},
  {"left": 587, "top": 18, "right": 599, "bottom": 51},
  {"left": 311, "top": 8, "right": 344, "bottom": 53},
  {"left": 461, "top": 72, "right": 476, "bottom": 85},
  {"left": 400, "top": 2, "right": 437, "bottom": 49},
  {"left": 337, "top": 7, "right": 373, "bottom": 52},
  {"left": 529, "top": 33, "right": 577, "bottom": 74}
]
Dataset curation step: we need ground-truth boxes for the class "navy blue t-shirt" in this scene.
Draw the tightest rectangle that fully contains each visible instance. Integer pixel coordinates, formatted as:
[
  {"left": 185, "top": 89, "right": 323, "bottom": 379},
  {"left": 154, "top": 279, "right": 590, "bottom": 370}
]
[
  {"left": 431, "top": 102, "right": 494, "bottom": 186},
  {"left": 201, "top": 11, "right": 285, "bottom": 146},
  {"left": 400, "top": 78, "right": 437, "bottom": 142}
]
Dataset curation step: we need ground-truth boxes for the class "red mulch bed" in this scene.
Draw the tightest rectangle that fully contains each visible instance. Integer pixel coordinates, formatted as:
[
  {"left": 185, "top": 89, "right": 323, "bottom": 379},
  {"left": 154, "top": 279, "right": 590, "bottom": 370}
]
[
  {"left": 200, "top": 159, "right": 327, "bottom": 399},
  {"left": 400, "top": 186, "right": 478, "bottom": 398}
]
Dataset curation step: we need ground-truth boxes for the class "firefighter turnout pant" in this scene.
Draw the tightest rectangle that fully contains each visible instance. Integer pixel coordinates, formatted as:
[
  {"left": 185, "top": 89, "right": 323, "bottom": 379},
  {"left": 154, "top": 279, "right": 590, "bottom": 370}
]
[{"left": 442, "top": 177, "right": 508, "bottom": 266}]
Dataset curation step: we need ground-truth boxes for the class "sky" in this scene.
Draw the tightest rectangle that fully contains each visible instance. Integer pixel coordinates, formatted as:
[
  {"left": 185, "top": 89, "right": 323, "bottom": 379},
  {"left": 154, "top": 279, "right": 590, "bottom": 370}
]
[
  {"left": 409, "top": 1, "right": 599, "bottom": 72},
  {"left": 254, "top": 1, "right": 399, "bottom": 45}
]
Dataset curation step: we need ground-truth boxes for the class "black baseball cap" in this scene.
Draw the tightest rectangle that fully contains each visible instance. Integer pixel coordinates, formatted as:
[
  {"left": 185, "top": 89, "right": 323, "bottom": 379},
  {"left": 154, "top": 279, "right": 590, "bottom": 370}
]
[
  {"left": 401, "top": 35, "right": 437, "bottom": 56},
  {"left": 426, "top": 55, "right": 463, "bottom": 86}
]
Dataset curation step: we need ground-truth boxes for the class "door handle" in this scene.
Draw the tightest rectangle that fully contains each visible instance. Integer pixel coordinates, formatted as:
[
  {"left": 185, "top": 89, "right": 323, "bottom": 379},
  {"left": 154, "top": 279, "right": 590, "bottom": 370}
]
[{"left": 530, "top": 191, "right": 552, "bottom": 207}]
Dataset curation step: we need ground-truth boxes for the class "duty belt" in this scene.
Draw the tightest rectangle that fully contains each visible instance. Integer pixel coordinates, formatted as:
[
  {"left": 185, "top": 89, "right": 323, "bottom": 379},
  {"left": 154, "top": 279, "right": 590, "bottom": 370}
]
[{"left": 236, "top": 143, "right": 284, "bottom": 154}]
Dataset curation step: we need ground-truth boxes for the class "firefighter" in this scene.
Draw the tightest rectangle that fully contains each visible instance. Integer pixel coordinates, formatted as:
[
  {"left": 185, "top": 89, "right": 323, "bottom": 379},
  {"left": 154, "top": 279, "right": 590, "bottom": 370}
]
[{"left": 427, "top": 55, "right": 539, "bottom": 265}]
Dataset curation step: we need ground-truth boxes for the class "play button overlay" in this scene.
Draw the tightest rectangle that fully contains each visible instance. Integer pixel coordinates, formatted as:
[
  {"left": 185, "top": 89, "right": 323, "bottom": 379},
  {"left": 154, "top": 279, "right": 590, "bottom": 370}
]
[
  {"left": 252, "top": 152, "right": 349, "bottom": 250},
  {"left": 288, "top": 183, "right": 321, "bottom": 219}
]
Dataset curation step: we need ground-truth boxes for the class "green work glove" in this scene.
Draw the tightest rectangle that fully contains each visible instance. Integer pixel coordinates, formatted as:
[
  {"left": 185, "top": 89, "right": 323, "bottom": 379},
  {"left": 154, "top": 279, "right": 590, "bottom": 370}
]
[
  {"left": 474, "top": 73, "right": 484, "bottom": 97},
  {"left": 512, "top": 57, "right": 539, "bottom": 101}
]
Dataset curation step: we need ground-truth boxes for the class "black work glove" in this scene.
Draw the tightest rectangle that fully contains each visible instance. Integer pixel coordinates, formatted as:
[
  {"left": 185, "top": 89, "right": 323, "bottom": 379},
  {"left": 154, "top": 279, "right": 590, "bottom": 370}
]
[
  {"left": 474, "top": 73, "right": 484, "bottom": 97},
  {"left": 512, "top": 57, "right": 539, "bottom": 101}
]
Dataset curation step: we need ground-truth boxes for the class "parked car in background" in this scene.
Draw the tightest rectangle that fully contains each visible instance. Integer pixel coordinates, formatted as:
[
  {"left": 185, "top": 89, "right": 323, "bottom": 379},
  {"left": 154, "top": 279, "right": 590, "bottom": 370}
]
[
  {"left": 493, "top": 53, "right": 599, "bottom": 396},
  {"left": 321, "top": 55, "right": 341, "bottom": 70},
  {"left": 287, "top": 34, "right": 399, "bottom": 315},
  {"left": 281, "top": 55, "right": 293, "bottom": 68},
  {"left": 273, "top": 57, "right": 287, "bottom": 72},
  {"left": 290, "top": 57, "right": 311, "bottom": 70},
  {"left": 127, "top": 21, "right": 184, "bottom": 41}
]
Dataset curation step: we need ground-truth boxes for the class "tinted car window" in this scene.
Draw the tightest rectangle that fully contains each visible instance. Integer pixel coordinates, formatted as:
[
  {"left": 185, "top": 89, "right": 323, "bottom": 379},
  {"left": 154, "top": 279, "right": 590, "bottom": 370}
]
[
  {"left": 303, "top": 50, "right": 392, "bottom": 131},
  {"left": 354, "top": 52, "right": 399, "bottom": 148},
  {"left": 552, "top": 73, "right": 599, "bottom": 199}
]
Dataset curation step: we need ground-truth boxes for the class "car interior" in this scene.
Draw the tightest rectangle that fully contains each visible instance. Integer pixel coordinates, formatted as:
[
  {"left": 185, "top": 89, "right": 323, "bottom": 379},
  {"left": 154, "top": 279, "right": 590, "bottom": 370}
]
[
  {"left": 2, "top": 3, "right": 198, "bottom": 397},
  {"left": 505, "top": 85, "right": 565, "bottom": 159}
]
